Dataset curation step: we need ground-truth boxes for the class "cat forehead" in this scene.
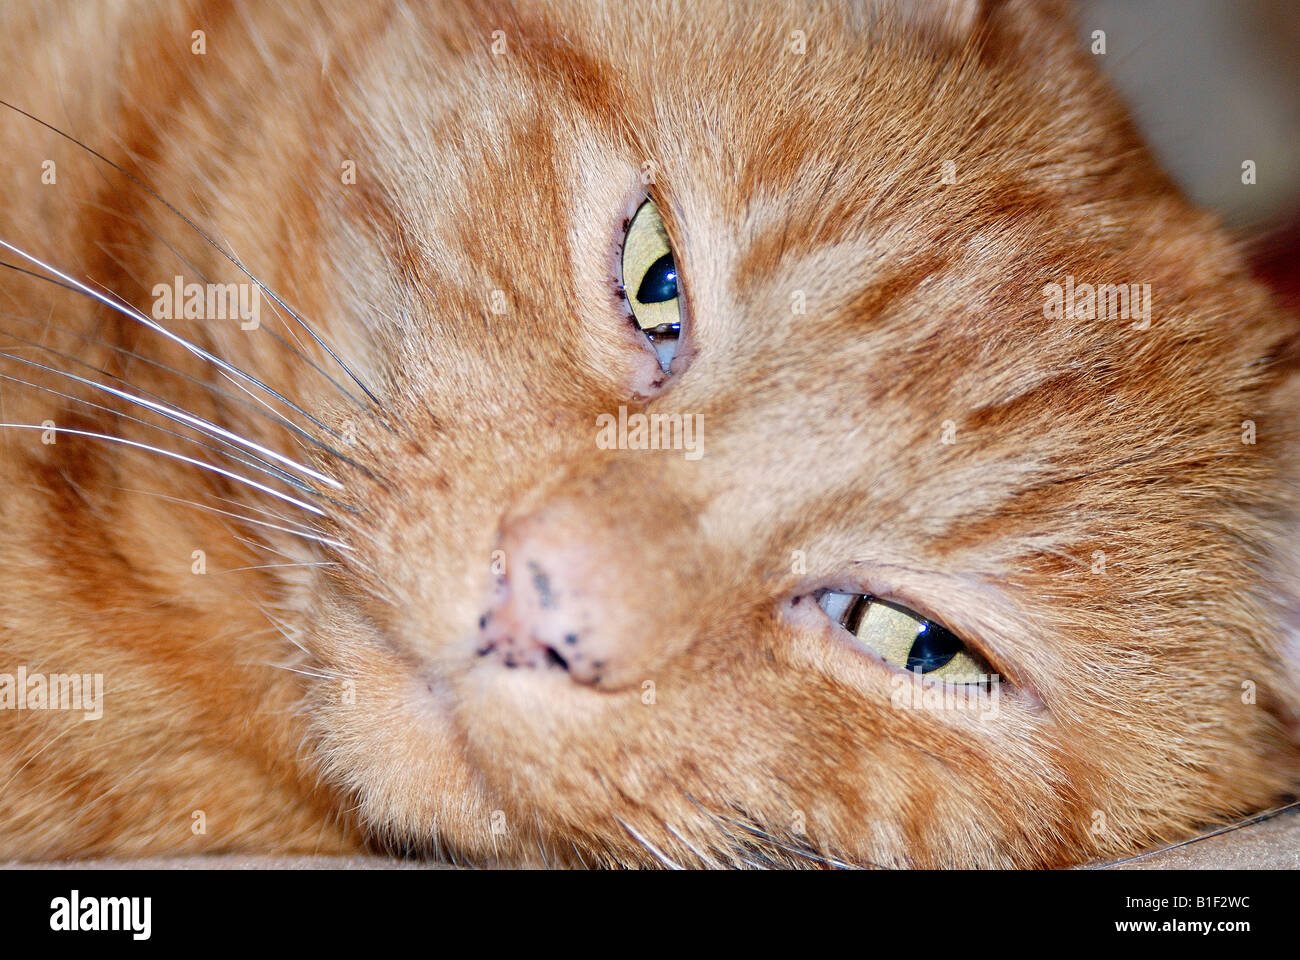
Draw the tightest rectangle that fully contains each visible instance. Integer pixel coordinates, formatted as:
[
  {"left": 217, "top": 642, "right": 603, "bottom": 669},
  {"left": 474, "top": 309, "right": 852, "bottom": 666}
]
[
  {"left": 357, "top": 0, "right": 1115, "bottom": 268},
  {"left": 494, "top": 0, "right": 1095, "bottom": 161}
]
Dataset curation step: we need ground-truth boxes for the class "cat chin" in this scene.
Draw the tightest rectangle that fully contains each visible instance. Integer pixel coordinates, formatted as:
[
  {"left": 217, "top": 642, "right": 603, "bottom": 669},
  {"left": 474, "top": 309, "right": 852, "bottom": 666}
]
[
  {"left": 308, "top": 650, "right": 503, "bottom": 861},
  {"left": 301, "top": 588, "right": 593, "bottom": 863}
]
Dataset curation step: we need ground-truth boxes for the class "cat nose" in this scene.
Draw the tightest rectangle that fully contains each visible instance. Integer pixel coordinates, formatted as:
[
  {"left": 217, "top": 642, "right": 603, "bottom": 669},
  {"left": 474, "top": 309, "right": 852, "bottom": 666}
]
[
  {"left": 474, "top": 481, "right": 703, "bottom": 689},
  {"left": 476, "top": 505, "right": 623, "bottom": 685}
]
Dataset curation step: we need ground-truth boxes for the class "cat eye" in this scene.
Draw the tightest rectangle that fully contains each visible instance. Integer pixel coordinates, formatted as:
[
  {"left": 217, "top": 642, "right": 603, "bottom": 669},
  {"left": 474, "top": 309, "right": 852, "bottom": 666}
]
[
  {"left": 816, "top": 592, "right": 990, "bottom": 683},
  {"left": 621, "top": 199, "right": 682, "bottom": 374}
]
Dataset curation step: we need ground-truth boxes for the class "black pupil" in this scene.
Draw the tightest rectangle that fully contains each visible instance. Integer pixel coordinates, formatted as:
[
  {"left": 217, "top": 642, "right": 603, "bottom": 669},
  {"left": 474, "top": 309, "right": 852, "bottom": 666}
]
[
  {"left": 905, "top": 621, "right": 963, "bottom": 673},
  {"left": 636, "top": 252, "right": 678, "bottom": 304}
]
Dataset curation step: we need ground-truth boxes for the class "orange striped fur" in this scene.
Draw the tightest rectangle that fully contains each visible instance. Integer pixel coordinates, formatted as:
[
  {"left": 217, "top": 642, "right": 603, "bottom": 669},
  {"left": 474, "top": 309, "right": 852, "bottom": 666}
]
[{"left": 0, "top": 0, "right": 1297, "bottom": 866}]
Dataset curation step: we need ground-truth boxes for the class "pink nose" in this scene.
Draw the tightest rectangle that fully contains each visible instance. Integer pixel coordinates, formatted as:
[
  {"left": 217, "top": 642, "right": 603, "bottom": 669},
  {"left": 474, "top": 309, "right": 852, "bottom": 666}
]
[{"left": 476, "top": 506, "right": 625, "bottom": 686}]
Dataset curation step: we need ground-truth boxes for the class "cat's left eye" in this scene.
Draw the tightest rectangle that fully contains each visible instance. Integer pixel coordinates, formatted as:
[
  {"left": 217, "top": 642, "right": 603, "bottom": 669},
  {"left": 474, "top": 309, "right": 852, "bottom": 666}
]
[
  {"left": 621, "top": 199, "right": 682, "bottom": 374},
  {"left": 816, "top": 592, "right": 990, "bottom": 683}
]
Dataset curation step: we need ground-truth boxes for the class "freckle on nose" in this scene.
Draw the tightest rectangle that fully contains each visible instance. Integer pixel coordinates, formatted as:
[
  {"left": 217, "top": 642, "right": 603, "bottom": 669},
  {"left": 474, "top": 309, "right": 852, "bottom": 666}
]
[{"left": 528, "top": 561, "right": 556, "bottom": 609}]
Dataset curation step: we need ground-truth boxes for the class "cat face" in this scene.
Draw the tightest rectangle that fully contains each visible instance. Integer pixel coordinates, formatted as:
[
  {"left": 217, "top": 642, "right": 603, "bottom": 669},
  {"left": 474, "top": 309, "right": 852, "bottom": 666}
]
[
  {"left": 262, "top": 0, "right": 1299, "bottom": 867},
  {"left": 9, "top": 0, "right": 1293, "bottom": 864}
]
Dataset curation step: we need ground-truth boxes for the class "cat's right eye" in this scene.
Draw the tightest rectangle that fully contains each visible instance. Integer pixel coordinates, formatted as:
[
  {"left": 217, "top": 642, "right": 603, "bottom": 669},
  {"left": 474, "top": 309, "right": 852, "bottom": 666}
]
[
  {"left": 816, "top": 591, "right": 991, "bottom": 683},
  {"left": 620, "top": 199, "right": 683, "bottom": 374}
]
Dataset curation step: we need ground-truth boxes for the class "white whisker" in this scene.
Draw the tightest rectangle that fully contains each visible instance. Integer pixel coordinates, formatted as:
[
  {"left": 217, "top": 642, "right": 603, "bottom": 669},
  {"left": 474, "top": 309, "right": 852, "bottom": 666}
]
[
  {"left": 264, "top": 661, "right": 340, "bottom": 682},
  {"left": 613, "top": 816, "right": 684, "bottom": 870},
  {"left": 0, "top": 365, "right": 321, "bottom": 495},
  {"left": 0, "top": 311, "right": 358, "bottom": 464},
  {"left": 217, "top": 561, "right": 336, "bottom": 573},
  {"left": 0, "top": 237, "right": 350, "bottom": 454},
  {"left": 115, "top": 486, "right": 351, "bottom": 551},
  {"left": 0, "top": 98, "right": 383, "bottom": 411},
  {"left": 0, "top": 348, "right": 339, "bottom": 491},
  {"left": 0, "top": 422, "right": 326, "bottom": 516}
]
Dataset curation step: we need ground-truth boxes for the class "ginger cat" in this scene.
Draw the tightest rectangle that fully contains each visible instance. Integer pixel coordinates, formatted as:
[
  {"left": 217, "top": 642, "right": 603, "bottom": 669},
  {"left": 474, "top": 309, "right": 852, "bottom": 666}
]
[{"left": 0, "top": 0, "right": 1297, "bottom": 868}]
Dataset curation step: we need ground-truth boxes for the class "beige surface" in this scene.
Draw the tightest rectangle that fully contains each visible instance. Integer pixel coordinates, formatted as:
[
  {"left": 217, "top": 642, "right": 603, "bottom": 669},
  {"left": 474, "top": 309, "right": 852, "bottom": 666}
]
[
  {"left": 0, "top": 853, "right": 448, "bottom": 870},
  {"left": 4, "top": 806, "right": 1296, "bottom": 869},
  {"left": 1107, "top": 804, "right": 1300, "bottom": 870}
]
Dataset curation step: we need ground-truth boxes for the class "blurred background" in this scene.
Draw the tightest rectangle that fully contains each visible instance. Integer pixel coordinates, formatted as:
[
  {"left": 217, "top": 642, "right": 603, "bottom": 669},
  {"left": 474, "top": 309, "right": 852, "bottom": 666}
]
[{"left": 1075, "top": 0, "right": 1300, "bottom": 304}]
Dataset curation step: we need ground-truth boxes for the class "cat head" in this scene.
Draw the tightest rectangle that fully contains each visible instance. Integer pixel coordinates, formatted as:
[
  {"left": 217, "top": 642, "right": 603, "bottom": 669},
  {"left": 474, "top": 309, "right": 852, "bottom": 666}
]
[{"left": 173, "top": 0, "right": 1300, "bottom": 866}]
